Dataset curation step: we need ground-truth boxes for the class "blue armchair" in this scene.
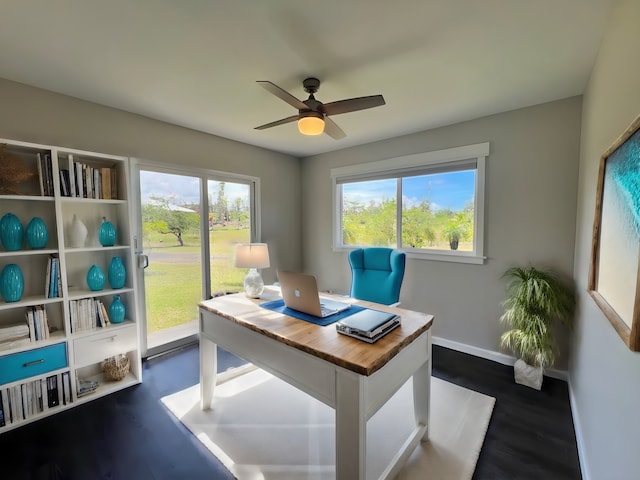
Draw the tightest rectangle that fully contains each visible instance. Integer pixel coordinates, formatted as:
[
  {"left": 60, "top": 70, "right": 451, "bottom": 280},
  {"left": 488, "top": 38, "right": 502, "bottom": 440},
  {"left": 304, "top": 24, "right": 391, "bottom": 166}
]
[{"left": 348, "top": 247, "right": 406, "bottom": 305}]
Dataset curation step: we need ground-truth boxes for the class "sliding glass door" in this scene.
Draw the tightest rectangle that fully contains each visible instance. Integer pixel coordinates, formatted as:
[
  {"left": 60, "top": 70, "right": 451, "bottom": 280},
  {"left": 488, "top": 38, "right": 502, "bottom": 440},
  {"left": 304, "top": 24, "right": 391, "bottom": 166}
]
[
  {"left": 207, "top": 180, "right": 251, "bottom": 295},
  {"left": 132, "top": 162, "right": 257, "bottom": 357}
]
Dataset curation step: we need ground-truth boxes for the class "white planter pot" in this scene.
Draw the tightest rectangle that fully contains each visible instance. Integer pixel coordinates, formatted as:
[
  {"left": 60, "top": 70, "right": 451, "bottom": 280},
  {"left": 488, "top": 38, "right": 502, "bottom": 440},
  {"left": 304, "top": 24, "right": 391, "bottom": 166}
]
[{"left": 514, "top": 359, "right": 543, "bottom": 390}]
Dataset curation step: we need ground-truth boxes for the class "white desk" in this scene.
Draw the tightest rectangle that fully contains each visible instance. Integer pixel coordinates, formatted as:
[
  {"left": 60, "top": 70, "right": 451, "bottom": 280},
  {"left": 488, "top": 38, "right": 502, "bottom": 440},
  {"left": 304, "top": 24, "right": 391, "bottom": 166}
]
[{"left": 199, "top": 293, "right": 433, "bottom": 480}]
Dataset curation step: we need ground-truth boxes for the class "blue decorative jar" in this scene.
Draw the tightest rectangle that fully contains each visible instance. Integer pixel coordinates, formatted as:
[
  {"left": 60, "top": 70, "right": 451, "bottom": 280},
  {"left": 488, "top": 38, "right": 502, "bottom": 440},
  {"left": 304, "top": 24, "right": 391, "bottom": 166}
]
[
  {"left": 1, "top": 264, "right": 24, "bottom": 302},
  {"left": 26, "top": 217, "right": 48, "bottom": 249},
  {"left": 108, "top": 256, "right": 126, "bottom": 289},
  {"left": 0, "top": 213, "right": 23, "bottom": 251},
  {"left": 109, "top": 295, "right": 125, "bottom": 323},
  {"left": 98, "top": 217, "right": 116, "bottom": 247},
  {"left": 87, "top": 264, "right": 106, "bottom": 291}
]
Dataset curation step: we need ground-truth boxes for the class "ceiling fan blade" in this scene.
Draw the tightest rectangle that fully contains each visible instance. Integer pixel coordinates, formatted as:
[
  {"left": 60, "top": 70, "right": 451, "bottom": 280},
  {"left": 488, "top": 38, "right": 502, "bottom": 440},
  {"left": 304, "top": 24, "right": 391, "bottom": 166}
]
[
  {"left": 323, "top": 116, "right": 346, "bottom": 140},
  {"left": 257, "top": 81, "right": 308, "bottom": 110},
  {"left": 254, "top": 115, "right": 299, "bottom": 130},
  {"left": 321, "top": 95, "right": 385, "bottom": 116}
]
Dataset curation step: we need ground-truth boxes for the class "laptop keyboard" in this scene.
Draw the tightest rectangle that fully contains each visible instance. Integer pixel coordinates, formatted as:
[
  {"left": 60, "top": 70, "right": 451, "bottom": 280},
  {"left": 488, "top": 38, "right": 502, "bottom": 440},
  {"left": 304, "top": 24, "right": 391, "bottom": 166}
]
[{"left": 320, "top": 305, "right": 335, "bottom": 316}]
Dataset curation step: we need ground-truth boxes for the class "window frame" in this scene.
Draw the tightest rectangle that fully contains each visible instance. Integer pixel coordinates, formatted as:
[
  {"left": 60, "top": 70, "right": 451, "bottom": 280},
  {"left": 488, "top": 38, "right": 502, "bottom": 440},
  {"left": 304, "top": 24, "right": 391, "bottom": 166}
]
[{"left": 331, "top": 142, "right": 489, "bottom": 264}]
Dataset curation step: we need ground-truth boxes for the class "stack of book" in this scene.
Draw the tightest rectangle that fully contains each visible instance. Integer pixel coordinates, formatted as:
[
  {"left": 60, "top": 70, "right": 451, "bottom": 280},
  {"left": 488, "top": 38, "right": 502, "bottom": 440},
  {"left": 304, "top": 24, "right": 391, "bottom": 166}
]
[
  {"left": 0, "top": 323, "right": 31, "bottom": 351},
  {"left": 59, "top": 154, "right": 117, "bottom": 199},
  {"left": 45, "top": 255, "right": 62, "bottom": 299},
  {"left": 70, "top": 298, "right": 111, "bottom": 333},
  {"left": 25, "top": 305, "right": 50, "bottom": 341},
  {"left": 36, "top": 152, "right": 54, "bottom": 196},
  {"left": 0, "top": 372, "right": 71, "bottom": 427}
]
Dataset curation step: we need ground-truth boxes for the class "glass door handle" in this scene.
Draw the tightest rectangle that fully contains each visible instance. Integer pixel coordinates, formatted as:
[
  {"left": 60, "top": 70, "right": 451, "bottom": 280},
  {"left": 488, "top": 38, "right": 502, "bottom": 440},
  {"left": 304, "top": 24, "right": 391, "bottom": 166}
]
[{"left": 136, "top": 252, "right": 149, "bottom": 269}]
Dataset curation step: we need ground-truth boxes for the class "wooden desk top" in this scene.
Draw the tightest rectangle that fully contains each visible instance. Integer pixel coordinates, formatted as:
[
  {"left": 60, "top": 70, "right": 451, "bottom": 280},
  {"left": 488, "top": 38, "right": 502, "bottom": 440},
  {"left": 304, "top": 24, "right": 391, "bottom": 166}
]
[{"left": 199, "top": 293, "right": 433, "bottom": 376}]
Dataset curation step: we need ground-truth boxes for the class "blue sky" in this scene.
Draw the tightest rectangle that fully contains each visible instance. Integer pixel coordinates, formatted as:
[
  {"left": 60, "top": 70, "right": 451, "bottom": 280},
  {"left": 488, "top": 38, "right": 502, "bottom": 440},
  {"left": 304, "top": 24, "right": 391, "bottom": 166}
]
[
  {"left": 343, "top": 170, "right": 476, "bottom": 211},
  {"left": 139, "top": 171, "right": 249, "bottom": 206}
]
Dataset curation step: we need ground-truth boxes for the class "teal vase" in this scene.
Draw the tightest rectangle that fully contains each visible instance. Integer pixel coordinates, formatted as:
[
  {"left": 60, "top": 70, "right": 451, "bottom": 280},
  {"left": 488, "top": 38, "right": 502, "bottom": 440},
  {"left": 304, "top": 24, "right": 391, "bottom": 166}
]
[
  {"left": 98, "top": 217, "right": 116, "bottom": 247},
  {"left": 87, "top": 264, "right": 106, "bottom": 291},
  {"left": 108, "top": 256, "right": 126, "bottom": 289},
  {"left": 26, "top": 217, "right": 48, "bottom": 249},
  {"left": 0, "top": 213, "right": 23, "bottom": 251},
  {"left": 109, "top": 295, "right": 125, "bottom": 323},
  {"left": 1, "top": 264, "right": 24, "bottom": 302}
]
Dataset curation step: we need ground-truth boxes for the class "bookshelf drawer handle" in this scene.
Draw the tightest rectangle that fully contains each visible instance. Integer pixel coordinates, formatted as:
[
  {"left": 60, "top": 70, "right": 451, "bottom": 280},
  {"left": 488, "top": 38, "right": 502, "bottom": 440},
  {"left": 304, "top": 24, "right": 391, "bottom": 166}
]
[
  {"left": 23, "top": 358, "right": 45, "bottom": 367},
  {"left": 92, "top": 336, "right": 117, "bottom": 343}
]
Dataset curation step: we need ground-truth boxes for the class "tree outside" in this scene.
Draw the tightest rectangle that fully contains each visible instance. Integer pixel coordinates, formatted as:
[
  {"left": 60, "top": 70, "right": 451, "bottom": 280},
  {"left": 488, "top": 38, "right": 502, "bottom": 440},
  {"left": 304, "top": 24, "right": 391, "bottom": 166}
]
[{"left": 141, "top": 184, "right": 250, "bottom": 334}]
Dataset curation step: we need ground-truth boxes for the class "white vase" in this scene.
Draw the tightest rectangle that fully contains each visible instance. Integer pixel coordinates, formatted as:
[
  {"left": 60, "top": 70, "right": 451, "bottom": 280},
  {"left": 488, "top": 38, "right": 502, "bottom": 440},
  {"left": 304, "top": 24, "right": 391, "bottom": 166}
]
[{"left": 69, "top": 214, "right": 88, "bottom": 248}]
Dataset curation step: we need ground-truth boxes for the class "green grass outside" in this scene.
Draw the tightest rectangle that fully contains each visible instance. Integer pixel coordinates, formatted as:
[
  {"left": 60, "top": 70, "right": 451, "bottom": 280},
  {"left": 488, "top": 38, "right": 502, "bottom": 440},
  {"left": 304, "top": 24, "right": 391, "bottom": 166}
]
[{"left": 144, "top": 227, "right": 249, "bottom": 333}]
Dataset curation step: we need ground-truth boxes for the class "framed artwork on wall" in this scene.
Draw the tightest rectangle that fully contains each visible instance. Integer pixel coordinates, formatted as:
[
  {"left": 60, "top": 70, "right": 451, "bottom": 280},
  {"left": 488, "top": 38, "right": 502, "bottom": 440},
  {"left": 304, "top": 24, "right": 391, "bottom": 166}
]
[{"left": 589, "top": 114, "right": 640, "bottom": 351}]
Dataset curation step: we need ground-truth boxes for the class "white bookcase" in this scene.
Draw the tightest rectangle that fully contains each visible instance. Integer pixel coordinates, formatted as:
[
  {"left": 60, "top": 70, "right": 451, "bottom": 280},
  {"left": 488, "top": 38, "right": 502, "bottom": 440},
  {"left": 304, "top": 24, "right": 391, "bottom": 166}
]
[{"left": 0, "top": 138, "right": 141, "bottom": 433}]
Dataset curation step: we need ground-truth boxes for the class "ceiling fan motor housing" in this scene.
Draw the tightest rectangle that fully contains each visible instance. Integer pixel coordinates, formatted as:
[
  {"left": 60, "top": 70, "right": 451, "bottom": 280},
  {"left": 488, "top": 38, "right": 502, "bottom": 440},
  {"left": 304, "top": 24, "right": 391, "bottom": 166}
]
[{"left": 303, "top": 77, "right": 321, "bottom": 94}]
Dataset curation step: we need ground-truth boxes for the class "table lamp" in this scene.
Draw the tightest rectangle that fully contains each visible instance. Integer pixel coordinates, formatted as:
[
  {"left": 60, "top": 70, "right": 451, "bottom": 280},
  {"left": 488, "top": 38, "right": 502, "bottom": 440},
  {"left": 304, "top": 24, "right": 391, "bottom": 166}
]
[{"left": 235, "top": 243, "right": 270, "bottom": 298}]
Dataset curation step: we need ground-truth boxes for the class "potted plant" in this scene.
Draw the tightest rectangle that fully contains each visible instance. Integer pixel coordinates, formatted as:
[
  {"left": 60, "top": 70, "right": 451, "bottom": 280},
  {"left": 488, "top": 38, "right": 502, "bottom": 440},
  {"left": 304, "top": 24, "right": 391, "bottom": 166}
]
[
  {"left": 444, "top": 225, "right": 463, "bottom": 250},
  {"left": 499, "top": 266, "right": 575, "bottom": 389}
]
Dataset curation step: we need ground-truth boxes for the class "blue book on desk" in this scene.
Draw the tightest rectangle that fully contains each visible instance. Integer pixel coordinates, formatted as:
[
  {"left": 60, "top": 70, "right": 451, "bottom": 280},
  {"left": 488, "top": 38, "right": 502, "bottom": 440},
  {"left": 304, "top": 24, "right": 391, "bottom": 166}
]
[{"left": 336, "top": 308, "right": 400, "bottom": 343}]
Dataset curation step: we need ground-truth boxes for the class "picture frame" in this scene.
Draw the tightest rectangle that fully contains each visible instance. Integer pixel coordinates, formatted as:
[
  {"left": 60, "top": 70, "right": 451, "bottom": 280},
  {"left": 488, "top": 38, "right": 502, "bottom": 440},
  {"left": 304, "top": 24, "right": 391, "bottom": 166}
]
[{"left": 588, "top": 115, "right": 640, "bottom": 351}]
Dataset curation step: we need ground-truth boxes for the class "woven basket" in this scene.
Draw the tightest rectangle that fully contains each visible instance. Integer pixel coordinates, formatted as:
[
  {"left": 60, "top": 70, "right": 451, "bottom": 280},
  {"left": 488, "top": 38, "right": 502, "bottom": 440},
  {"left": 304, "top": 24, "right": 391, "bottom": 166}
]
[{"left": 101, "top": 354, "right": 130, "bottom": 381}]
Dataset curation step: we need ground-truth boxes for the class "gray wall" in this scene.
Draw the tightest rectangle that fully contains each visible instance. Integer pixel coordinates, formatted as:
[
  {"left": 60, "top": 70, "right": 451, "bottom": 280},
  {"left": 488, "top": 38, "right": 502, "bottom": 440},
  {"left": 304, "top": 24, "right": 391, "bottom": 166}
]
[
  {"left": 301, "top": 97, "right": 582, "bottom": 368},
  {"left": 0, "top": 78, "right": 302, "bottom": 282},
  {"left": 571, "top": 1, "right": 640, "bottom": 478}
]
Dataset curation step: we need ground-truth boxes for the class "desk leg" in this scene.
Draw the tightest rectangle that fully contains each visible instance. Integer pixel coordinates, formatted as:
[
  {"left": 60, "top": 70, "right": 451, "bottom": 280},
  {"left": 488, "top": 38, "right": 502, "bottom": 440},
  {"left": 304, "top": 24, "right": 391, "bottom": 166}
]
[
  {"left": 335, "top": 370, "right": 366, "bottom": 480},
  {"left": 200, "top": 335, "right": 217, "bottom": 410},
  {"left": 412, "top": 357, "right": 431, "bottom": 441}
]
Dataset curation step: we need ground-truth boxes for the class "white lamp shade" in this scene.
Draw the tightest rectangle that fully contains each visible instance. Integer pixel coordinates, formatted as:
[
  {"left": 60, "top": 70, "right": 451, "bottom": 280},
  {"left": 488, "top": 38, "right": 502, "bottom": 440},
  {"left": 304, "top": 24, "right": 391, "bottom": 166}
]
[
  {"left": 235, "top": 243, "right": 270, "bottom": 269},
  {"left": 298, "top": 114, "right": 324, "bottom": 135}
]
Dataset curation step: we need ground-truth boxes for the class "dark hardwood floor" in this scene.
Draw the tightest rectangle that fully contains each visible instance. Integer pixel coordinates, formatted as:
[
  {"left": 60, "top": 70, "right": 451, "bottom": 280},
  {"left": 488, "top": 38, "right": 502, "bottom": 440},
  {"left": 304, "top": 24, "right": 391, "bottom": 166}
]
[{"left": 0, "top": 344, "right": 581, "bottom": 480}]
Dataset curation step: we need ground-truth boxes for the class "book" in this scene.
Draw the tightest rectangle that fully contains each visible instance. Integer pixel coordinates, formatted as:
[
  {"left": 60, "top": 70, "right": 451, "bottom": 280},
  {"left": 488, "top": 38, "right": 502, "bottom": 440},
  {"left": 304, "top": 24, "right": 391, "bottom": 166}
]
[
  {"left": 46, "top": 375, "right": 59, "bottom": 408},
  {"left": 40, "top": 153, "right": 54, "bottom": 196},
  {"left": 101, "top": 167, "right": 112, "bottom": 199},
  {"left": 62, "top": 372, "right": 71, "bottom": 405},
  {"left": 68, "top": 154, "right": 76, "bottom": 197},
  {"left": 93, "top": 168, "right": 101, "bottom": 199},
  {"left": 10, "top": 386, "right": 21, "bottom": 422},
  {"left": 75, "top": 160, "right": 83, "bottom": 198},
  {"left": 44, "top": 256, "right": 51, "bottom": 297},
  {"left": 0, "top": 336, "right": 30, "bottom": 351},
  {"left": 41, "top": 378, "right": 48, "bottom": 412},
  {"left": 84, "top": 164, "right": 92, "bottom": 198},
  {"left": 0, "top": 390, "right": 4, "bottom": 427},
  {"left": 38, "top": 305, "right": 50, "bottom": 339},
  {"left": 0, "top": 322, "right": 30, "bottom": 340},
  {"left": 36, "top": 152, "right": 45, "bottom": 195},
  {"left": 111, "top": 167, "right": 118, "bottom": 199},
  {"left": 0, "top": 388, "right": 9, "bottom": 426},
  {"left": 99, "top": 301, "right": 111, "bottom": 326},
  {"left": 59, "top": 169, "right": 70, "bottom": 196},
  {"left": 26, "top": 309, "right": 36, "bottom": 341}
]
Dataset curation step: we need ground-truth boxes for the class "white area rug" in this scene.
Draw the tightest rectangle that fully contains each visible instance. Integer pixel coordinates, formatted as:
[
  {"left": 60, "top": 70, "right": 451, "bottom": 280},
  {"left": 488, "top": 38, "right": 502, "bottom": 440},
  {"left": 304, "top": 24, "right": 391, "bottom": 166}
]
[{"left": 162, "top": 368, "right": 495, "bottom": 480}]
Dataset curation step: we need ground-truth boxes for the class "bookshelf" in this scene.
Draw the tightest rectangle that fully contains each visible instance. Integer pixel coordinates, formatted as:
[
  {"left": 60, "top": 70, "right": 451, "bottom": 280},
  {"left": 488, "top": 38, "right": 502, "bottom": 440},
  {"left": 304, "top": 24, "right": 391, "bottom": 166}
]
[{"left": 0, "top": 139, "right": 141, "bottom": 432}]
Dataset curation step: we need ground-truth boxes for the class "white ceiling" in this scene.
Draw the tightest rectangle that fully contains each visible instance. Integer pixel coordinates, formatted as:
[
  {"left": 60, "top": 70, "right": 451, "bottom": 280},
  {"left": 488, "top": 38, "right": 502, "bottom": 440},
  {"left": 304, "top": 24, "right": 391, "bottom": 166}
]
[{"left": 0, "top": 0, "right": 613, "bottom": 158}]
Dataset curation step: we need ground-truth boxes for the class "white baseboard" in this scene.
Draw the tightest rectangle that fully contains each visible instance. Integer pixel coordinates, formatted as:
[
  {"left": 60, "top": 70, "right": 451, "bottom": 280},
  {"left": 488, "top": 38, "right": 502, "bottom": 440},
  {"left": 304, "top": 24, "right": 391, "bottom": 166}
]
[
  {"left": 567, "top": 377, "right": 589, "bottom": 480},
  {"left": 432, "top": 336, "right": 568, "bottom": 381}
]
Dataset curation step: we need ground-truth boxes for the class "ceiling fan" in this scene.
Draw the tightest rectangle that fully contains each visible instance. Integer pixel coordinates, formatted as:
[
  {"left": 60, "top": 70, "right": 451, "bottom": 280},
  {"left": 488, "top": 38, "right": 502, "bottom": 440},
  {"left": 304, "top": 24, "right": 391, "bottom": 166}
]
[{"left": 254, "top": 78, "right": 385, "bottom": 139}]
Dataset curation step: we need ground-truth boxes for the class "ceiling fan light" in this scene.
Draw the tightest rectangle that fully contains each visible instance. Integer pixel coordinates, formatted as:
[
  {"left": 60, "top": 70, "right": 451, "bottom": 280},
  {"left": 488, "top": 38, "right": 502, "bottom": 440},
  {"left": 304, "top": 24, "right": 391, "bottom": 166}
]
[{"left": 298, "top": 113, "right": 324, "bottom": 136}]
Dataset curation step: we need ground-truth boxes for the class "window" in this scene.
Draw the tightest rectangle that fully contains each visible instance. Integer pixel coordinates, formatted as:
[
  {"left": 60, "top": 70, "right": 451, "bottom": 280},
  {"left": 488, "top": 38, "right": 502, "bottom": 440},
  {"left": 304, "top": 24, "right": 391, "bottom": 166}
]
[{"left": 332, "top": 143, "right": 489, "bottom": 264}]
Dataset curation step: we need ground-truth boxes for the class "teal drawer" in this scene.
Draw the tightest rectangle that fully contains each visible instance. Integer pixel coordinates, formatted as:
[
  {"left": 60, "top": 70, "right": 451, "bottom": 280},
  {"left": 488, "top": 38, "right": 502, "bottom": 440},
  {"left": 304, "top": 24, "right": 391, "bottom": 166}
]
[{"left": 0, "top": 343, "right": 68, "bottom": 385}]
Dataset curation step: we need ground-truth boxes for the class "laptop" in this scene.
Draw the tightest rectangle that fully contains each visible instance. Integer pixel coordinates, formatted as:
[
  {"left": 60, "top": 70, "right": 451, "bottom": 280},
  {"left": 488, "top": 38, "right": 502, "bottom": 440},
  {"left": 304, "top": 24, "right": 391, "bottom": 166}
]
[
  {"left": 277, "top": 270, "right": 351, "bottom": 318},
  {"left": 336, "top": 309, "right": 401, "bottom": 343}
]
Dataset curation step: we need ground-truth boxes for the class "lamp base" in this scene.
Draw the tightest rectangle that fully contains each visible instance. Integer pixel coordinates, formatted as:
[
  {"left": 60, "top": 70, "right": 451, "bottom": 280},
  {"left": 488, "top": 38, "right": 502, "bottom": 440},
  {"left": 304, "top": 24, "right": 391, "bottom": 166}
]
[{"left": 243, "top": 268, "right": 264, "bottom": 298}]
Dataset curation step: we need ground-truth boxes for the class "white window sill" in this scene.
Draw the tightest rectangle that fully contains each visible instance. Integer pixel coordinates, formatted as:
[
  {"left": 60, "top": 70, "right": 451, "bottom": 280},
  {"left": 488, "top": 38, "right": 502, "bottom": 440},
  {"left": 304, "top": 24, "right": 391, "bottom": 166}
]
[{"left": 333, "top": 246, "right": 486, "bottom": 264}]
